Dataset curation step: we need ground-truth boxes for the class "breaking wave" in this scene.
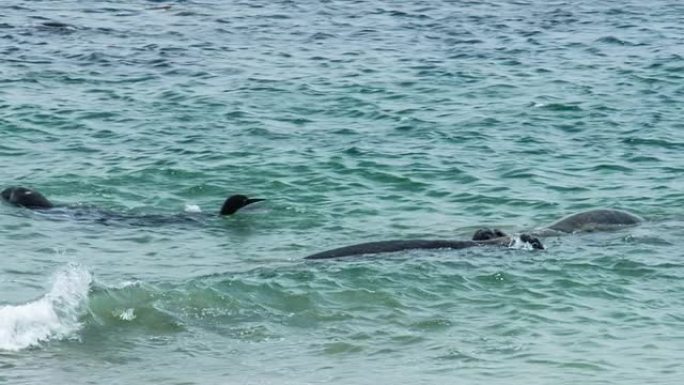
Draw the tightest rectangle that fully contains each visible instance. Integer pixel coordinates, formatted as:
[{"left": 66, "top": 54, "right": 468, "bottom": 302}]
[{"left": 0, "top": 264, "right": 92, "bottom": 351}]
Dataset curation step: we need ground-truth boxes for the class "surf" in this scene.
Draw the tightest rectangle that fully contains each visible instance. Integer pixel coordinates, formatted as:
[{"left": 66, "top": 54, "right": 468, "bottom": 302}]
[{"left": 0, "top": 264, "right": 91, "bottom": 351}]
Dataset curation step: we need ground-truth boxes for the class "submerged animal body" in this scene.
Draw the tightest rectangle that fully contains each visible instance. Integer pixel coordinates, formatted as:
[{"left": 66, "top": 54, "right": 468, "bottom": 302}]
[
  {"left": 305, "top": 239, "right": 481, "bottom": 260},
  {"left": 544, "top": 209, "right": 642, "bottom": 234},
  {"left": 304, "top": 208, "right": 641, "bottom": 260},
  {"left": 304, "top": 234, "right": 543, "bottom": 260},
  {"left": 1, "top": 186, "right": 264, "bottom": 225}
]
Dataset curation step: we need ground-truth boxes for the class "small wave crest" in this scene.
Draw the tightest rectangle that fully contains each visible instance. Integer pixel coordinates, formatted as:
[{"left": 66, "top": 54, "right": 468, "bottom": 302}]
[
  {"left": 0, "top": 264, "right": 92, "bottom": 351},
  {"left": 86, "top": 281, "right": 184, "bottom": 333}
]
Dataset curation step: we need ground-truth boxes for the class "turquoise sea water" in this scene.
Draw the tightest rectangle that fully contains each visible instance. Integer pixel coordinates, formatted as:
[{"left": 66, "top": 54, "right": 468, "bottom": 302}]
[{"left": 1, "top": 0, "right": 683, "bottom": 383}]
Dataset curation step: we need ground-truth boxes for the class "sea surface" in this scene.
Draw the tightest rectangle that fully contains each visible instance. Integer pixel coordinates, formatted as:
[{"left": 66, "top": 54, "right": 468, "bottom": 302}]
[{"left": 1, "top": 0, "right": 683, "bottom": 384}]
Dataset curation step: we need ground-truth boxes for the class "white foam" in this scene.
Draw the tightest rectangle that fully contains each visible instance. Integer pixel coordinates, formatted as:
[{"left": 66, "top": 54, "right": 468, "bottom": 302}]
[
  {"left": 113, "top": 280, "right": 140, "bottom": 289},
  {"left": 116, "top": 308, "right": 136, "bottom": 321},
  {"left": 507, "top": 235, "right": 536, "bottom": 251},
  {"left": 0, "top": 264, "right": 92, "bottom": 351},
  {"left": 184, "top": 203, "right": 202, "bottom": 213}
]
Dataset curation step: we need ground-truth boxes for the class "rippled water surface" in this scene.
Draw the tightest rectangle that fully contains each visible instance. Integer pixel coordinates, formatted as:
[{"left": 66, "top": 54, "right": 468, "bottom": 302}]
[{"left": 1, "top": 1, "right": 683, "bottom": 384}]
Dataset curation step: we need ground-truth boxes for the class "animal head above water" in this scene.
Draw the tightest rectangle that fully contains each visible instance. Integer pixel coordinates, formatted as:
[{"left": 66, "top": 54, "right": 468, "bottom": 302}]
[
  {"left": 472, "top": 228, "right": 545, "bottom": 250},
  {"left": 472, "top": 228, "right": 507, "bottom": 241},
  {"left": 519, "top": 234, "right": 545, "bottom": 250},
  {"left": 1, "top": 186, "right": 54, "bottom": 209}
]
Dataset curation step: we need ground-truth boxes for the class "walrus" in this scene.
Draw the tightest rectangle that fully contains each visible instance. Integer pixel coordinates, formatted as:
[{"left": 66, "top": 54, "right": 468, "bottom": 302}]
[
  {"left": 304, "top": 208, "right": 641, "bottom": 260},
  {"left": 1, "top": 186, "right": 264, "bottom": 224}
]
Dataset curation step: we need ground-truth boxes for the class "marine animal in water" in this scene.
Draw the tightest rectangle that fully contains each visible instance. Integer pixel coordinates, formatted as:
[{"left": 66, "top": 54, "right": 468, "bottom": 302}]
[
  {"left": 1, "top": 186, "right": 264, "bottom": 224},
  {"left": 304, "top": 232, "right": 543, "bottom": 260},
  {"left": 304, "top": 208, "right": 641, "bottom": 260},
  {"left": 541, "top": 209, "right": 642, "bottom": 234},
  {"left": 1, "top": 186, "right": 53, "bottom": 209},
  {"left": 473, "top": 208, "right": 642, "bottom": 241}
]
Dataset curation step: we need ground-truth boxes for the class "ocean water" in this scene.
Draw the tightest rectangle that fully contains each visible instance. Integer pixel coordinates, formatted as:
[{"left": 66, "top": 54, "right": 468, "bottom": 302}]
[{"left": 1, "top": 0, "right": 683, "bottom": 384}]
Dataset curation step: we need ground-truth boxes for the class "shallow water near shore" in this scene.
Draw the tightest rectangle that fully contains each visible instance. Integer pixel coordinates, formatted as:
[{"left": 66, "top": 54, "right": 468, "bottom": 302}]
[{"left": 1, "top": 0, "right": 683, "bottom": 384}]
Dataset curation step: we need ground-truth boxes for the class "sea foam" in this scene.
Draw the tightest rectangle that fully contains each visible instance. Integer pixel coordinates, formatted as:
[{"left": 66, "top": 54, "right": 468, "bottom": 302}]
[
  {"left": 507, "top": 235, "right": 538, "bottom": 251},
  {"left": 0, "top": 264, "right": 92, "bottom": 351},
  {"left": 184, "top": 204, "right": 202, "bottom": 213}
]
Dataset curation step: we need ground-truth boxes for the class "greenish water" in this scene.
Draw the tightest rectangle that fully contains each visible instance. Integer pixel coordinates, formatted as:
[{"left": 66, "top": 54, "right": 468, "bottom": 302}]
[{"left": 1, "top": 0, "right": 683, "bottom": 384}]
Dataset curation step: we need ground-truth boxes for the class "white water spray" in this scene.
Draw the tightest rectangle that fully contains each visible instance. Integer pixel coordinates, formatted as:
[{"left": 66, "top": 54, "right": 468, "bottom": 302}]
[{"left": 0, "top": 264, "right": 92, "bottom": 351}]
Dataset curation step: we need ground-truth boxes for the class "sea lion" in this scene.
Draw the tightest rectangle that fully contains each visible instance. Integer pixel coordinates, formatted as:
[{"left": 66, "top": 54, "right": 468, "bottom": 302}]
[{"left": 1, "top": 186, "right": 264, "bottom": 223}]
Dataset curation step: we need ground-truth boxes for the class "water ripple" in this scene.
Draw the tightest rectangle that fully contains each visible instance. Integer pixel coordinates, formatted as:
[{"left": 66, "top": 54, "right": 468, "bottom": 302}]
[{"left": 1, "top": 0, "right": 684, "bottom": 383}]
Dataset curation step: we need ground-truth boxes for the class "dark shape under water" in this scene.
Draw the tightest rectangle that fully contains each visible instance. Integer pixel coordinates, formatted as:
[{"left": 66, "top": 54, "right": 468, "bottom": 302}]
[
  {"left": 304, "top": 233, "right": 544, "bottom": 260},
  {"left": 40, "top": 21, "right": 73, "bottom": 29},
  {"left": 1, "top": 186, "right": 264, "bottom": 225},
  {"left": 304, "top": 208, "right": 641, "bottom": 260},
  {"left": 543, "top": 209, "right": 642, "bottom": 234}
]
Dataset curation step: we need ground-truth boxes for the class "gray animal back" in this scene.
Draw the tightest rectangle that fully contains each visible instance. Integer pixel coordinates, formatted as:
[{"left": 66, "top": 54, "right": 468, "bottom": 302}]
[
  {"left": 304, "top": 239, "right": 477, "bottom": 259},
  {"left": 547, "top": 209, "right": 641, "bottom": 233}
]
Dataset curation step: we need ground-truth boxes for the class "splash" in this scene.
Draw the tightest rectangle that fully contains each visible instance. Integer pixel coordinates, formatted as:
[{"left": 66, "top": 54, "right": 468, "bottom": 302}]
[
  {"left": 507, "top": 235, "right": 537, "bottom": 251},
  {"left": 184, "top": 204, "right": 202, "bottom": 213},
  {"left": 0, "top": 264, "right": 92, "bottom": 351}
]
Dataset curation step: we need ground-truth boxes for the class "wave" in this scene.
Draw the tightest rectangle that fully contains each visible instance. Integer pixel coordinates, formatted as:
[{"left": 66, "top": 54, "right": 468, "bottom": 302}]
[
  {"left": 1, "top": 266, "right": 194, "bottom": 353},
  {"left": 0, "top": 264, "right": 92, "bottom": 351},
  {"left": 85, "top": 280, "right": 185, "bottom": 333}
]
